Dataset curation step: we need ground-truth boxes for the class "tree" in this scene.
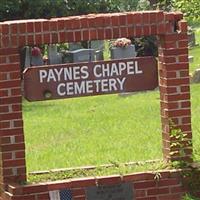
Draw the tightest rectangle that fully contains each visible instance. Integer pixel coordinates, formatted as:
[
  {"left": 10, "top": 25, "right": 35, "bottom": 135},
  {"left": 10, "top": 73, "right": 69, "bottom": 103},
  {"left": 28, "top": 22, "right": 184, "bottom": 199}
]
[{"left": 172, "top": 0, "right": 200, "bottom": 22}]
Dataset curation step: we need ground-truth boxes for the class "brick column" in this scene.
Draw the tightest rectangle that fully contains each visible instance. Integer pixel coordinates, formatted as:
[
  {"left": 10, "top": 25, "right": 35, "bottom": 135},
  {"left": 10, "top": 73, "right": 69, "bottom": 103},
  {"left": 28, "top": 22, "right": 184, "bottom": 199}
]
[
  {"left": 158, "top": 20, "right": 192, "bottom": 162},
  {"left": 0, "top": 46, "right": 26, "bottom": 188}
]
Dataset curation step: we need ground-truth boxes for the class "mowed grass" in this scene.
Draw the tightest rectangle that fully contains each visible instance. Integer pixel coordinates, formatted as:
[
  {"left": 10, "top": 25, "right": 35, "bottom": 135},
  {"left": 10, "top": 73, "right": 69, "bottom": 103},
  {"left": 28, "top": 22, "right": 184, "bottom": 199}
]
[{"left": 23, "top": 91, "right": 162, "bottom": 172}]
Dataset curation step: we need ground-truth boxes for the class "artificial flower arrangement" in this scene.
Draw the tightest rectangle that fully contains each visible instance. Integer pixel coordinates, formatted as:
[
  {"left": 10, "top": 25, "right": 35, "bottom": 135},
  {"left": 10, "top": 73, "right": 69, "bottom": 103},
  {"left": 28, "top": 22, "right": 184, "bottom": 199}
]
[{"left": 112, "top": 38, "right": 132, "bottom": 48}]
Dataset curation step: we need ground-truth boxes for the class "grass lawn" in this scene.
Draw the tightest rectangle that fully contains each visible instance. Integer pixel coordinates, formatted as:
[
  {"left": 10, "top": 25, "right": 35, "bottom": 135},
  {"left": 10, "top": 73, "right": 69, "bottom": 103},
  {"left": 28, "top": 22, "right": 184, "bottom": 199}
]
[{"left": 24, "top": 90, "right": 162, "bottom": 172}]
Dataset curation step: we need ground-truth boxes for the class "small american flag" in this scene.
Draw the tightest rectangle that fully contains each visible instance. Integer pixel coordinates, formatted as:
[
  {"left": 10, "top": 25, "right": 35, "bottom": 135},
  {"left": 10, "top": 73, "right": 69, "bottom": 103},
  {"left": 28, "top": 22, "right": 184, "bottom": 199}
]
[{"left": 49, "top": 189, "right": 72, "bottom": 200}]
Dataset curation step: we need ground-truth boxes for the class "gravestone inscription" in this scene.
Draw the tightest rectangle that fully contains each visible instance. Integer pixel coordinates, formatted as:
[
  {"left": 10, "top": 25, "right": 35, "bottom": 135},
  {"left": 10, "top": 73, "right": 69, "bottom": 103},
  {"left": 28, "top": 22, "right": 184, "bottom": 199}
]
[{"left": 86, "top": 182, "right": 134, "bottom": 200}]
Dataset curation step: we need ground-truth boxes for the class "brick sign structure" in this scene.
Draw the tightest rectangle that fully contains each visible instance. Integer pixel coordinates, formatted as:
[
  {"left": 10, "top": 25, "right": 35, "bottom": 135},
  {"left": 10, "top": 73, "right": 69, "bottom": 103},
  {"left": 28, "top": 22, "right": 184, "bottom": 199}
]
[
  {"left": 23, "top": 57, "right": 158, "bottom": 101},
  {"left": 0, "top": 11, "right": 194, "bottom": 199}
]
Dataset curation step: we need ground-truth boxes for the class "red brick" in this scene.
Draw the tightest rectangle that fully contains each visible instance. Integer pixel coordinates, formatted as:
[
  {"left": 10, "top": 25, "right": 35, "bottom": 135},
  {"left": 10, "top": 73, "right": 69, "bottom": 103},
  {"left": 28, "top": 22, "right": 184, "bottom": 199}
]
[
  {"left": 71, "top": 177, "right": 96, "bottom": 188},
  {"left": 1, "top": 112, "right": 22, "bottom": 121},
  {"left": 1, "top": 128, "right": 23, "bottom": 137},
  {"left": 80, "top": 17, "right": 88, "bottom": 28},
  {"left": 11, "top": 24, "right": 18, "bottom": 34},
  {"left": 74, "top": 31, "right": 81, "bottom": 41},
  {"left": 142, "top": 12, "right": 150, "bottom": 24},
  {"left": 120, "top": 27, "right": 128, "bottom": 38},
  {"left": 9, "top": 55, "right": 20, "bottom": 63},
  {"left": 158, "top": 193, "right": 182, "bottom": 200},
  {"left": 72, "top": 188, "right": 85, "bottom": 196},
  {"left": 12, "top": 104, "right": 22, "bottom": 112},
  {"left": 165, "top": 13, "right": 175, "bottom": 22},
  {"left": 127, "top": 13, "right": 135, "bottom": 24},
  {"left": 66, "top": 31, "right": 75, "bottom": 42},
  {"left": 143, "top": 26, "right": 150, "bottom": 36},
  {"left": 150, "top": 25, "right": 157, "bottom": 35},
  {"left": 128, "top": 27, "right": 134, "bottom": 37},
  {"left": 2, "top": 36, "right": 10, "bottom": 47},
  {"left": 19, "top": 35, "right": 26, "bottom": 47},
  {"left": 157, "top": 23, "right": 166, "bottom": 34},
  {"left": 165, "top": 109, "right": 191, "bottom": 118},
  {"left": 105, "top": 28, "right": 112, "bottom": 39},
  {"left": 133, "top": 13, "right": 142, "bottom": 24},
  {"left": 159, "top": 56, "right": 176, "bottom": 64},
  {"left": 119, "top": 14, "right": 127, "bottom": 25},
  {"left": 178, "top": 40, "right": 188, "bottom": 48},
  {"left": 113, "top": 27, "right": 120, "bottom": 38},
  {"left": 182, "top": 117, "right": 191, "bottom": 124},
  {"left": 179, "top": 55, "right": 188, "bottom": 62},
  {"left": 2, "top": 152, "right": 13, "bottom": 160},
  {"left": 88, "top": 16, "right": 97, "bottom": 28},
  {"left": 159, "top": 63, "right": 189, "bottom": 71},
  {"left": 35, "top": 34, "right": 42, "bottom": 45},
  {"left": 65, "top": 18, "right": 73, "bottom": 29},
  {"left": 2, "top": 24, "right": 9, "bottom": 34},
  {"left": 22, "top": 185, "right": 48, "bottom": 194},
  {"left": 1, "top": 96, "right": 22, "bottom": 105},
  {"left": 49, "top": 20, "right": 58, "bottom": 31},
  {"left": 97, "top": 175, "right": 122, "bottom": 186},
  {"left": 43, "top": 33, "right": 51, "bottom": 44},
  {"left": 3, "top": 159, "right": 26, "bottom": 168},
  {"left": 147, "top": 187, "right": 169, "bottom": 195},
  {"left": 42, "top": 21, "right": 50, "bottom": 32},
  {"left": 1, "top": 143, "right": 25, "bottom": 152},
  {"left": 15, "top": 134, "right": 24, "bottom": 143},
  {"left": 135, "top": 180, "right": 156, "bottom": 189},
  {"left": 157, "top": 178, "right": 180, "bottom": 187},
  {"left": 27, "top": 35, "right": 34, "bottom": 45},
  {"left": 0, "top": 79, "right": 21, "bottom": 89},
  {"left": 150, "top": 12, "right": 157, "bottom": 23},
  {"left": 135, "top": 26, "right": 142, "bottom": 36},
  {"left": 104, "top": 15, "right": 111, "bottom": 26},
  {"left": 111, "top": 14, "right": 120, "bottom": 26},
  {"left": 72, "top": 18, "right": 81, "bottom": 29},
  {"left": 18, "top": 23, "right": 26, "bottom": 34},
  {"left": 1, "top": 121, "right": 10, "bottom": 129},
  {"left": 82, "top": 30, "right": 89, "bottom": 41},
  {"left": 89, "top": 29, "right": 97, "bottom": 40},
  {"left": 174, "top": 12, "right": 183, "bottom": 21},
  {"left": 27, "top": 22, "right": 34, "bottom": 33},
  {"left": 97, "top": 28, "right": 105, "bottom": 40},
  {"left": 0, "top": 105, "right": 9, "bottom": 113},
  {"left": 163, "top": 78, "right": 190, "bottom": 86},
  {"left": 157, "top": 12, "right": 164, "bottom": 22},
  {"left": 51, "top": 33, "right": 58, "bottom": 44},
  {"left": 59, "top": 32, "right": 65, "bottom": 43},
  {"left": 135, "top": 189, "right": 146, "bottom": 197},
  {"left": 57, "top": 19, "right": 65, "bottom": 31}
]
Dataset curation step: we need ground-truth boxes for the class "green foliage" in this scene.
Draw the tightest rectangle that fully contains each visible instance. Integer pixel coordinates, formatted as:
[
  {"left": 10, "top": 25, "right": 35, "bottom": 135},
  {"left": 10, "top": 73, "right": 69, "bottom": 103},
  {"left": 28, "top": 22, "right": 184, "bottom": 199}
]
[
  {"left": 0, "top": 0, "right": 151, "bottom": 21},
  {"left": 172, "top": 0, "right": 200, "bottom": 22}
]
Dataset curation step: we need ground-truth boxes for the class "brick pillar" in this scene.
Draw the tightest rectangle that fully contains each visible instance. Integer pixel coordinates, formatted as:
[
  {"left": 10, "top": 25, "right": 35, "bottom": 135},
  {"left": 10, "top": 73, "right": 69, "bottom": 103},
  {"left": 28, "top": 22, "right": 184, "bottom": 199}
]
[
  {"left": 0, "top": 47, "right": 27, "bottom": 189},
  {"left": 158, "top": 20, "right": 192, "bottom": 162}
]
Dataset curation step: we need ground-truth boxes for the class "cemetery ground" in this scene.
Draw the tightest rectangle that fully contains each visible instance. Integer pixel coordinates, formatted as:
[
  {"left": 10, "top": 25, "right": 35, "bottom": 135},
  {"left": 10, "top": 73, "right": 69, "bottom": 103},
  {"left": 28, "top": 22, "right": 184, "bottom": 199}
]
[{"left": 23, "top": 29, "right": 200, "bottom": 191}]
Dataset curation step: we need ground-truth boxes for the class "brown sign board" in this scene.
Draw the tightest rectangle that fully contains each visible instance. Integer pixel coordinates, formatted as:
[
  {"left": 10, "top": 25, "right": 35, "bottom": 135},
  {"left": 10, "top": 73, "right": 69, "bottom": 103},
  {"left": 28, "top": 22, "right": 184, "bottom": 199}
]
[{"left": 23, "top": 57, "right": 158, "bottom": 101}]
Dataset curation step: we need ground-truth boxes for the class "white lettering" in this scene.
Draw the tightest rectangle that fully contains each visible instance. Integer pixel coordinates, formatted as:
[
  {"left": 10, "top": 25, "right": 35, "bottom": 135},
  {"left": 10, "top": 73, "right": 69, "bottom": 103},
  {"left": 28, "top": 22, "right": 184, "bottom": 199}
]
[
  {"left": 93, "top": 64, "right": 102, "bottom": 78},
  {"left": 66, "top": 82, "right": 74, "bottom": 95},
  {"left": 117, "top": 77, "right": 126, "bottom": 90},
  {"left": 127, "top": 61, "right": 135, "bottom": 75},
  {"left": 39, "top": 70, "right": 47, "bottom": 83},
  {"left": 135, "top": 61, "right": 143, "bottom": 74},
  {"left": 118, "top": 62, "right": 126, "bottom": 75},
  {"left": 57, "top": 83, "right": 66, "bottom": 96},
  {"left": 47, "top": 69, "right": 57, "bottom": 82},
  {"left": 54, "top": 68, "right": 63, "bottom": 81},
  {"left": 74, "top": 81, "right": 85, "bottom": 94},
  {"left": 81, "top": 66, "right": 89, "bottom": 79}
]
